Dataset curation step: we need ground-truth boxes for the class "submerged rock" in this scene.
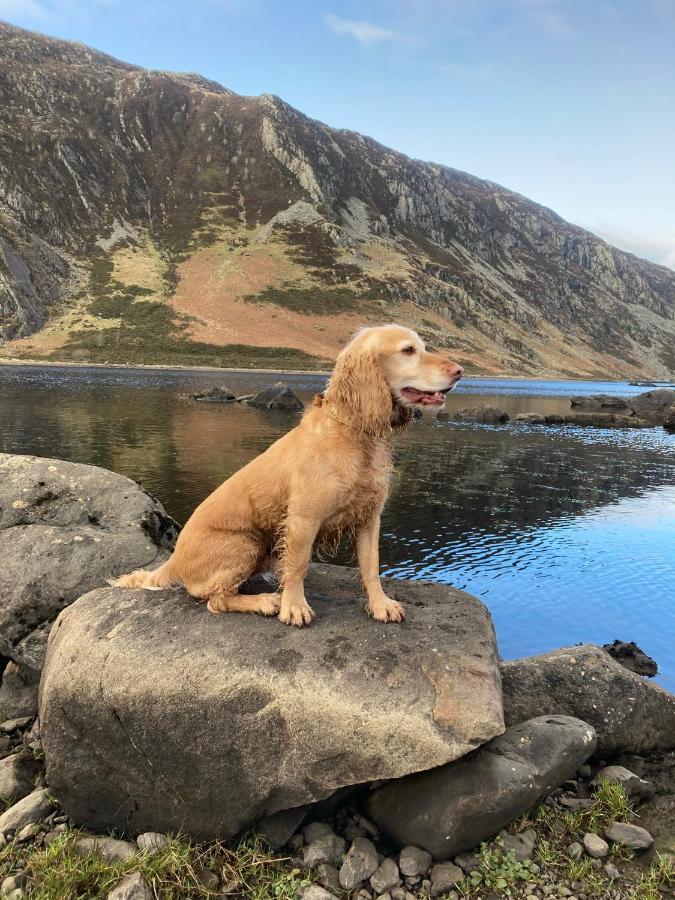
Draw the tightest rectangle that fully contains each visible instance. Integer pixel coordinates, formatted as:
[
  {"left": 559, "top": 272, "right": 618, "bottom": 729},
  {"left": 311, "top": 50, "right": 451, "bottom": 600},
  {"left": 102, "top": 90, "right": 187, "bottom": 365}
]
[
  {"left": 501, "top": 645, "right": 675, "bottom": 753},
  {"left": 628, "top": 388, "right": 675, "bottom": 424},
  {"left": 570, "top": 395, "right": 631, "bottom": 412},
  {"left": 365, "top": 716, "right": 596, "bottom": 859},
  {"left": 0, "top": 454, "right": 178, "bottom": 671},
  {"left": 453, "top": 406, "right": 510, "bottom": 424},
  {"left": 40, "top": 563, "right": 503, "bottom": 840},
  {"left": 602, "top": 640, "right": 658, "bottom": 677},
  {"left": 246, "top": 382, "right": 304, "bottom": 411},
  {"left": 188, "top": 386, "right": 236, "bottom": 403}
]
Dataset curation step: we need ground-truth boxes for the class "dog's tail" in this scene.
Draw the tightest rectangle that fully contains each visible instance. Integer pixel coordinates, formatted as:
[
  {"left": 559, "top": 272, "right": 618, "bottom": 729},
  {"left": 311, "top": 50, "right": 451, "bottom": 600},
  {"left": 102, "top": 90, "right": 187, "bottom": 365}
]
[{"left": 107, "top": 559, "right": 176, "bottom": 591}]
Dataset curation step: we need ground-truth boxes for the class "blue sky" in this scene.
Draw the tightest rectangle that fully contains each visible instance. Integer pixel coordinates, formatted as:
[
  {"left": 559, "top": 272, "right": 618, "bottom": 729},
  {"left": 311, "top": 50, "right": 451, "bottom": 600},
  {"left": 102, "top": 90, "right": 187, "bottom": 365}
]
[{"left": 2, "top": 0, "right": 674, "bottom": 269}]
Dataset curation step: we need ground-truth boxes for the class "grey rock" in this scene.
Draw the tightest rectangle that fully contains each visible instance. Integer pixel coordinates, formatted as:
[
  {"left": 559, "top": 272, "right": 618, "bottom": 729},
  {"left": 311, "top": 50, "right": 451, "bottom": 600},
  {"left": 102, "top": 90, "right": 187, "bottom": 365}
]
[
  {"left": 370, "top": 859, "right": 400, "bottom": 894},
  {"left": 453, "top": 406, "right": 510, "bottom": 424},
  {"left": 430, "top": 862, "right": 463, "bottom": 896},
  {"left": 628, "top": 388, "right": 675, "bottom": 424},
  {"left": 515, "top": 413, "right": 546, "bottom": 424},
  {"left": 303, "top": 835, "right": 347, "bottom": 868},
  {"left": 582, "top": 833, "right": 608, "bottom": 859},
  {"left": 339, "top": 837, "right": 379, "bottom": 890},
  {"left": 188, "top": 386, "right": 236, "bottom": 403},
  {"left": 297, "top": 887, "right": 338, "bottom": 900},
  {"left": 567, "top": 842, "right": 583, "bottom": 861},
  {"left": 664, "top": 405, "right": 675, "bottom": 432},
  {"left": 501, "top": 644, "right": 675, "bottom": 753},
  {"left": 592, "top": 766, "right": 655, "bottom": 802},
  {"left": 604, "top": 862, "right": 620, "bottom": 880},
  {"left": 257, "top": 806, "right": 307, "bottom": 849},
  {"left": 75, "top": 836, "right": 138, "bottom": 862},
  {"left": 40, "top": 563, "right": 503, "bottom": 840},
  {"left": 303, "top": 822, "right": 335, "bottom": 844},
  {"left": 503, "top": 829, "right": 536, "bottom": 861},
  {"left": 399, "top": 846, "right": 432, "bottom": 877},
  {"left": 107, "top": 871, "right": 153, "bottom": 900},
  {"left": 0, "top": 754, "right": 40, "bottom": 804},
  {"left": 453, "top": 852, "right": 479, "bottom": 872},
  {"left": 0, "top": 872, "right": 28, "bottom": 895},
  {"left": 314, "top": 863, "right": 341, "bottom": 893},
  {"left": 604, "top": 822, "right": 653, "bottom": 850},
  {"left": 570, "top": 395, "right": 631, "bottom": 413},
  {"left": 246, "top": 382, "right": 303, "bottom": 411},
  {"left": 0, "top": 453, "right": 178, "bottom": 671},
  {"left": 602, "top": 640, "right": 658, "bottom": 677},
  {"left": 0, "top": 664, "right": 39, "bottom": 720},
  {"left": 16, "top": 822, "right": 40, "bottom": 841},
  {"left": 0, "top": 718, "right": 33, "bottom": 734},
  {"left": 366, "top": 716, "right": 596, "bottom": 859},
  {"left": 0, "top": 789, "right": 53, "bottom": 834},
  {"left": 561, "top": 412, "right": 652, "bottom": 429},
  {"left": 136, "top": 831, "right": 169, "bottom": 852}
]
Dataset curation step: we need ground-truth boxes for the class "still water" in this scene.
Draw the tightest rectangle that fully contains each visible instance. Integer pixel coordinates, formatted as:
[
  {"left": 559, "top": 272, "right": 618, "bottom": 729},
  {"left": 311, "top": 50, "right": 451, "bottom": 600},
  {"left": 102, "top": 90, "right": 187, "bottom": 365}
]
[{"left": 1, "top": 364, "right": 674, "bottom": 689}]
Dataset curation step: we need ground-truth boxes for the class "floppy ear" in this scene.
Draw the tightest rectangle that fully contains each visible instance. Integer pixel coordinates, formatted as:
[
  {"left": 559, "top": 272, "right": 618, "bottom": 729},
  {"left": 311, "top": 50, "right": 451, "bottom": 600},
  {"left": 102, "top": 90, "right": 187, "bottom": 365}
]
[{"left": 326, "top": 342, "right": 393, "bottom": 436}]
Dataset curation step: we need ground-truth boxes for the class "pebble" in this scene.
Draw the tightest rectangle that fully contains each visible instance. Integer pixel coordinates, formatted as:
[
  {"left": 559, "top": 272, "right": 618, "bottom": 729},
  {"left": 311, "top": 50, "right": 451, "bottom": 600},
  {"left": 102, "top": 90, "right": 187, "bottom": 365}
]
[
  {"left": 0, "top": 789, "right": 53, "bottom": 834},
  {"left": 136, "top": 832, "right": 169, "bottom": 852},
  {"left": 567, "top": 842, "right": 583, "bottom": 861},
  {"left": 454, "top": 852, "right": 480, "bottom": 872},
  {"left": 370, "top": 859, "right": 400, "bottom": 895},
  {"left": 194, "top": 867, "right": 219, "bottom": 891},
  {"left": 583, "top": 833, "right": 609, "bottom": 859},
  {"left": 298, "top": 886, "right": 338, "bottom": 900},
  {"left": 15, "top": 823, "right": 39, "bottom": 842},
  {"left": 315, "top": 863, "right": 340, "bottom": 893},
  {"left": 304, "top": 834, "right": 347, "bottom": 868},
  {"left": 503, "top": 829, "right": 536, "bottom": 861},
  {"left": 0, "top": 872, "right": 28, "bottom": 896},
  {"left": 303, "top": 822, "right": 335, "bottom": 844},
  {"left": 75, "top": 836, "right": 138, "bottom": 863},
  {"left": 604, "top": 862, "right": 621, "bottom": 879},
  {"left": 339, "top": 838, "right": 379, "bottom": 890},
  {"left": 0, "top": 719, "right": 33, "bottom": 735},
  {"left": 399, "top": 846, "right": 432, "bottom": 877},
  {"left": 430, "top": 862, "right": 463, "bottom": 896},
  {"left": 605, "top": 821, "right": 653, "bottom": 850},
  {"left": 106, "top": 870, "right": 153, "bottom": 900}
]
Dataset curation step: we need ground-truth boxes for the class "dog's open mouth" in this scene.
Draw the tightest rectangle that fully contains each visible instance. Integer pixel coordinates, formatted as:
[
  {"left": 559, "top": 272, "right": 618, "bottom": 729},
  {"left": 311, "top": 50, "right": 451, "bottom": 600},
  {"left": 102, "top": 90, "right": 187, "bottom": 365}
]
[{"left": 400, "top": 386, "right": 452, "bottom": 406}]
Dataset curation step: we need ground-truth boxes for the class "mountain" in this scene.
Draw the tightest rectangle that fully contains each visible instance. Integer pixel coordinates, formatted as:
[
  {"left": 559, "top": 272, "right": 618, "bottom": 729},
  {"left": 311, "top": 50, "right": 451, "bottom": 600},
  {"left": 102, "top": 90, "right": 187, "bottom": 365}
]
[{"left": 1, "top": 21, "right": 673, "bottom": 377}]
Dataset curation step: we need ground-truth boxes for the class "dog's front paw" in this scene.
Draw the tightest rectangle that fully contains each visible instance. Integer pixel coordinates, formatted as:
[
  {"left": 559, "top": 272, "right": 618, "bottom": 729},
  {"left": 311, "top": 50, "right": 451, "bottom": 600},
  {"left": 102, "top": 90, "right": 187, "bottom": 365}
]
[
  {"left": 279, "top": 600, "right": 315, "bottom": 627},
  {"left": 368, "top": 596, "right": 406, "bottom": 623}
]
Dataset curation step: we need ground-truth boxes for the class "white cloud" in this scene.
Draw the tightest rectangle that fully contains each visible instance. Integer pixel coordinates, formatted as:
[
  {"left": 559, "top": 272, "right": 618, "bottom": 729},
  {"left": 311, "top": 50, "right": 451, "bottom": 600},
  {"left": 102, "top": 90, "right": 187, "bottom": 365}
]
[
  {"left": 590, "top": 224, "right": 675, "bottom": 270},
  {"left": 0, "top": 0, "right": 50, "bottom": 21},
  {"left": 324, "top": 13, "right": 397, "bottom": 47}
]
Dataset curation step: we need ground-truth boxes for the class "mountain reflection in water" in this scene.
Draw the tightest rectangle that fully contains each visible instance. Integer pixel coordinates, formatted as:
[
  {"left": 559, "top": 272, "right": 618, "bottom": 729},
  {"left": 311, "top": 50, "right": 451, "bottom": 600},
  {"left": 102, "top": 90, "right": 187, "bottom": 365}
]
[{"left": 1, "top": 365, "right": 673, "bottom": 689}]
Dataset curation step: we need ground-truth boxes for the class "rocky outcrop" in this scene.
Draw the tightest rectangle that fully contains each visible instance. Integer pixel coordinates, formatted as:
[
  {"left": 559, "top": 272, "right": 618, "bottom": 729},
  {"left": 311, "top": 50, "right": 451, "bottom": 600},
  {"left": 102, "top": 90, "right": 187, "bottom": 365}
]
[
  {"left": 501, "top": 645, "right": 675, "bottom": 753},
  {"left": 0, "top": 21, "right": 674, "bottom": 379},
  {"left": 188, "top": 386, "right": 236, "bottom": 403},
  {"left": 452, "top": 406, "right": 510, "bottom": 424},
  {"left": 570, "top": 395, "right": 631, "bottom": 412},
  {"left": 0, "top": 454, "right": 178, "bottom": 671},
  {"left": 245, "top": 382, "right": 304, "bottom": 411},
  {"left": 628, "top": 388, "right": 675, "bottom": 424},
  {"left": 365, "top": 716, "right": 596, "bottom": 858},
  {"left": 40, "top": 563, "right": 504, "bottom": 840}
]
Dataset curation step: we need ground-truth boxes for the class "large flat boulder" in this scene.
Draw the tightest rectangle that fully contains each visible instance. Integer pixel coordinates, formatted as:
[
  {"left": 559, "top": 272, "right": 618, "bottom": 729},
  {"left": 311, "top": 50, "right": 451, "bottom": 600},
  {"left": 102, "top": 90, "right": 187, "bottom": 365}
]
[
  {"left": 0, "top": 453, "right": 178, "bottom": 671},
  {"left": 628, "top": 388, "right": 675, "bottom": 424},
  {"left": 365, "top": 716, "right": 596, "bottom": 859},
  {"left": 40, "top": 563, "right": 503, "bottom": 840},
  {"left": 501, "top": 645, "right": 675, "bottom": 753}
]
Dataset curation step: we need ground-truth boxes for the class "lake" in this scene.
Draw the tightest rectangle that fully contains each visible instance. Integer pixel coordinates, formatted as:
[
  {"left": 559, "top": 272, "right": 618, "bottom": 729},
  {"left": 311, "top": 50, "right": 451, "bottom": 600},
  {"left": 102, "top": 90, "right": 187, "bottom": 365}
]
[{"left": 1, "top": 363, "right": 674, "bottom": 690}]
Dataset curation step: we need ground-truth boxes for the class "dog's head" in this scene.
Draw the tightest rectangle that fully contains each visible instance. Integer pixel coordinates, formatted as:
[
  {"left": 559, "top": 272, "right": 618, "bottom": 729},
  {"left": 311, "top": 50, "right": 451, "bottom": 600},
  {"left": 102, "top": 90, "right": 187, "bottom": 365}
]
[{"left": 325, "top": 324, "right": 463, "bottom": 435}]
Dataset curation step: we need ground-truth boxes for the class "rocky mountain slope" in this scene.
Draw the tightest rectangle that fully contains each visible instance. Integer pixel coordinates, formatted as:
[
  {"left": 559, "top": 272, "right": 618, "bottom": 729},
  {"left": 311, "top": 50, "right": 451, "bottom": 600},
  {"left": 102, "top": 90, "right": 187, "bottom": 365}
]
[{"left": 1, "top": 20, "right": 673, "bottom": 377}]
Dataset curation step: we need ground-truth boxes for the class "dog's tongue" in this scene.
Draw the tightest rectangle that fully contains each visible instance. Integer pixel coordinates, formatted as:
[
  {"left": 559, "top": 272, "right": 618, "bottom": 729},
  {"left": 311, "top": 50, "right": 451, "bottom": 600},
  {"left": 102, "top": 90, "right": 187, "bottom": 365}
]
[{"left": 402, "top": 387, "right": 445, "bottom": 405}]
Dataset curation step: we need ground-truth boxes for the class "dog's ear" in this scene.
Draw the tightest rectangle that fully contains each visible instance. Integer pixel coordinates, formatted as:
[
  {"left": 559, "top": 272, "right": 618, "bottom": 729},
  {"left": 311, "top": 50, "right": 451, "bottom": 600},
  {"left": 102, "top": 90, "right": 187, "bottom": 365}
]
[
  {"left": 326, "top": 342, "right": 393, "bottom": 435},
  {"left": 390, "top": 400, "right": 413, "bottom": 431}
]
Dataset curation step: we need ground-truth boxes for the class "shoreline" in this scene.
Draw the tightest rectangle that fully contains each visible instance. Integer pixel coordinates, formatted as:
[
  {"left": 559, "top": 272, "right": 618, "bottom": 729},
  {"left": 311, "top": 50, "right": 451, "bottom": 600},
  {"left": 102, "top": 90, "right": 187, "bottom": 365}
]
[{"left": 1, "top": 356, "right": 669, "bottom": 385}]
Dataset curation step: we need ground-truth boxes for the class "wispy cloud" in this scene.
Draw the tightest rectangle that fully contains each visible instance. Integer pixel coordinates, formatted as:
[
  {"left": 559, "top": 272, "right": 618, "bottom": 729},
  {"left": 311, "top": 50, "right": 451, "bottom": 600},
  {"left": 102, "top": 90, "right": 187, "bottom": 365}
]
[
  {"left": 0, "top": 0, "right": 50, "bottom": 21},
  {"left": 324, "top": 13, "right": 397, "bottom": 48}
]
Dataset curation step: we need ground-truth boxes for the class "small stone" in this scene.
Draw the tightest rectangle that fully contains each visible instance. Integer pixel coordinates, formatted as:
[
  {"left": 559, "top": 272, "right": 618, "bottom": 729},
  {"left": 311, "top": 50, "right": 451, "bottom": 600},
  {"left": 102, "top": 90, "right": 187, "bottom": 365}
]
[
  {"left": 578, "top": 764, "right": 592, "bottom": 779},
  {"left": 604, "top": 862, "right": 620, "bottom": 880},
  {"left": 593, "top": 766, "right": 655, "bottom": 802},
  {"left": 0, "top": 789, "right": 53, "bottom": 834},
  {"left": 43, "top": 830, "right": 62, "bottom": 847},
  {"left": 340, "top": 838, "right": 379, "bottom": 890},
  {"left": 399, "top": 845, "right": 432, "bottom": 877},
  {"left": 503, "top": 829, "right": 536, "bottom": 861},
  {"left": 297, "top": 887, "right": 339, "bottom": 900},
  {"left": 430, "top": 862, "right": 463, "bottom": 896},
  {"left": 107, "top": 871, "right": 153, "bottom": 900},
  {"left": 16, "top": 823, "right": 39, "bottom": 842},
  {"left": 403, "top": 875, "right": 420, "bottom": 886},
  {"left": 567, "top": 842, "right": 584, "bottom": 861},
  {"left": 390, "top": 889, "right": 407, "bottom": 900},
  {"left": 354, "top": 814, "right": 380, "bottom": 838},
  {"left": 315, "top": 863, "right": 340, "bottom": 893},
  {"left": 75, "top": 836, "right": 137, "bottom": 863},
  {"left": 303, "top": 822, "right": 335, "bottom": 844},
  {"left": 304, "top": 834, "right": 347, "bottom": 868},
  {"left": 370, "top": 859, "right": 400, "bottom": 894},
  {"left": 136, "top": 832, "right": 169, "bottom": 852},
  {"left": 0, "top": 719, "right": 33, "bottom": 735},
  {"left": 583, "top": 833, "right": 608, "bottom": 859},
  {"left": 194, "top": 867, "right": 219, "bottom": 891},
  {"left": 454, "top": 852, "right": 480, "bottom": 872},
  {"left": 605, "top": 821, "right": 653, "bottom": 850},
  {"left": 0, "top": 872, "right": 28, "bottom": 895},
  {"left": 0, "top": 754, "right": 40, "bottom": 805}
]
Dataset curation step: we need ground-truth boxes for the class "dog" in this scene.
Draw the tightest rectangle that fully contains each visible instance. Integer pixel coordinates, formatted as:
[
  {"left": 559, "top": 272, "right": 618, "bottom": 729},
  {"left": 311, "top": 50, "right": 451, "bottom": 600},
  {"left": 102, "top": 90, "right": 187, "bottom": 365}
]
[{"left": 110, "top": 325, "right": 463, "bottom": 626}]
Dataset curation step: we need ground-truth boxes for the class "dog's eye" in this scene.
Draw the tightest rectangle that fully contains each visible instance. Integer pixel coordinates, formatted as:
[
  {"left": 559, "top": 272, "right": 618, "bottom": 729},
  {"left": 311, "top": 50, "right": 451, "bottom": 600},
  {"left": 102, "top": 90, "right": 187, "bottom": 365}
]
[{"left": 401, "top": 345, "right": 416, "bottom": 355}]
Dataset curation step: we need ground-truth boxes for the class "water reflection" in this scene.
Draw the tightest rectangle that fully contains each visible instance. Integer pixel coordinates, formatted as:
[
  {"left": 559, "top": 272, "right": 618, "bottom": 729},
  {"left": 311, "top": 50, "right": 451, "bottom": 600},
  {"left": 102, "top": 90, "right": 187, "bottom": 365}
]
[{"left": 1, "top": 366, "right": 673, "bottom": 689}]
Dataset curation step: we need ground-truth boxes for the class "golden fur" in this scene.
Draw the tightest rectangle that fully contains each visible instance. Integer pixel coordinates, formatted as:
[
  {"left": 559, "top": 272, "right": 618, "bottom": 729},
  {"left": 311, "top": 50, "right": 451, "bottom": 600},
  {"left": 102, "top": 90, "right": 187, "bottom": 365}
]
[{"left": 110, "top": 325, "right": 463, "bottom": 626}]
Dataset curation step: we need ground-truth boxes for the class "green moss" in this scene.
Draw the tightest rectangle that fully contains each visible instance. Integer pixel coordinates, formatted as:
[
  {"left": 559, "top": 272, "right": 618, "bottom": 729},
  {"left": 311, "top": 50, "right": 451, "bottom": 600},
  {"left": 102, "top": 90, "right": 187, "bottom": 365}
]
[{"left": 244, "top": 282, "right": 389, "bottom": 317}]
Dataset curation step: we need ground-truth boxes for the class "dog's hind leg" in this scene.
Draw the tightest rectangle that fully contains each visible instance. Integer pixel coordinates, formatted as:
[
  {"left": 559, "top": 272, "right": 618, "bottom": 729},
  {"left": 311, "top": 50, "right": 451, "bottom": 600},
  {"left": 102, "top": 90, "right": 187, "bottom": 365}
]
[{"left": 207, "top": 589, "right": 281, "bottom": 616}]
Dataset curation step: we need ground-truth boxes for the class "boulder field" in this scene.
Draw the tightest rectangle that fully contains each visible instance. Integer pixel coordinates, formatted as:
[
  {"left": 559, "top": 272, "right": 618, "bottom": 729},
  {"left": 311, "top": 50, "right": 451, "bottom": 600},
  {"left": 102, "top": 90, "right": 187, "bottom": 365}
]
[{"left": 0, "top": 452, "right": 674, "bottom": 895}]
